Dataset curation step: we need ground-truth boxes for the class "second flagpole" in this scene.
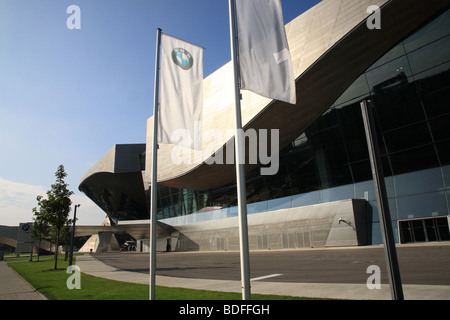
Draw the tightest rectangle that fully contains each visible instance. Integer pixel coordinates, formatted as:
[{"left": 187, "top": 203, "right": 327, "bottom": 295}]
[
  {"left": 228, "top": 0, "right": 251, "bottom": 300},
  {"left": 149, "top": 27, "right": 162, "bottom": 301}
]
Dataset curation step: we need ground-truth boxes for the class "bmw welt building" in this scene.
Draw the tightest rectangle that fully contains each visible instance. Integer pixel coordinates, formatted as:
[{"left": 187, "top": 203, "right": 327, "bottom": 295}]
[{"left": 79, "top": 0, "right": 450, "bottom": 252}]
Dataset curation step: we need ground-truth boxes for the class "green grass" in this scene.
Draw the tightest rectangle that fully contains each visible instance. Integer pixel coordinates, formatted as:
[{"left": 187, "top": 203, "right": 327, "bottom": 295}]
[{"left": 6, "top": 255, "right": 313, "bottom": 300}]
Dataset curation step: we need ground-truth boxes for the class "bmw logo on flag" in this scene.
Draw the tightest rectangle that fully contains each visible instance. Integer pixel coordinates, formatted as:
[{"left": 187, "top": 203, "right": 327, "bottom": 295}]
[{"left": 171, "top": 48, "right": 194, "bottom": 70}]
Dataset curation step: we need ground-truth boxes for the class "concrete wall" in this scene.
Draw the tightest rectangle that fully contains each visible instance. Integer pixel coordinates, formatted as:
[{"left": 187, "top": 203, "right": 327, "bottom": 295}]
[{"left": 168, "top": 199, "right": 371, "bottom": 252}]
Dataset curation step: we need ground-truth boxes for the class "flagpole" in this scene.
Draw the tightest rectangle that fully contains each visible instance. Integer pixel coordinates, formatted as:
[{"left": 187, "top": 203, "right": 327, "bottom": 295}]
[
  {"left": 229, "top": 0, "right": 251, "bottom": 300},
  {"left": 361, "top": 99, "right": 404, "bottom": 300},
  {"left": 149, "top": 27, "right": 162, "bottom": 301}
]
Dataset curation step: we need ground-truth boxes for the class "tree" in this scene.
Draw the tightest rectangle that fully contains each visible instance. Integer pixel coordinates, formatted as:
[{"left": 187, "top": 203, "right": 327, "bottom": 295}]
[
  {"left": 31, "top": 208, "right": 50, "bottom": 262},
  {"left": 36, "top": 165, "right": 74, "bottom": 270}
]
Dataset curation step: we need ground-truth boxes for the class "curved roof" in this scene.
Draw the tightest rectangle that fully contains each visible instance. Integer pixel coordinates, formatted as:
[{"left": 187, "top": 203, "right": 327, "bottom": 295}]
[
  {"left": 79, "top": 144, "right": 148, "bottom": 220},
  {"left": 146, "top": 0, "right": 450, "bottom": 190}
]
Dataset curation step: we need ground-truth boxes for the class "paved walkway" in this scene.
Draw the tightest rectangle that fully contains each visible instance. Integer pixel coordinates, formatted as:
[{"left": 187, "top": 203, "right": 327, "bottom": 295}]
[
  {"left": 2, "top": 253, "right": 449, "bottom": 300},
  {"left": 0, "top": 261, "right": 46, "bottom": 300},
  {"left": 76, "top": 254, "right": 450, "bottom": 300}
]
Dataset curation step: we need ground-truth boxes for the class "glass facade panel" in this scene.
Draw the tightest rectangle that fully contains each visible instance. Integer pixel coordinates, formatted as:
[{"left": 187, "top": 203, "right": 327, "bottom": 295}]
[
  {"left": 394, "top": 167, "right": 444, "bottom": 197},
  {"left": 292, "top": 191, "right": 321, "bottom": 207},
  {"left": 354, "top": 180, "right": 375, "bottom": 201},
  {"left": 429, "top": 114, "right": 450, "bottom": 142},
  {"left": 322, "top": 184, "right": 353, "bottom": 203},
  {"left": 414, "top": 61, "right": 450, "bottom": 95},
  {"left": 402, "top": 8, "right": 450, "bottom": 52},
  {"left": 389, "top": 145, "right": 440, "bottom": 175},
  {"left": 267, "top": 196, "right": 292, "bottom": 211},
  {"left": 374, "top": 80, "right": 425, "bottom": 132},
  {"left": 442, "top": 166, "right": 450, "bottom": 188},
  {"left": 366, "top": 55, "right": 413, "bottom": 91},
  {"left": 422, "top": 85, "right": 450, "bottom": 117},
  {"left": 368, "top": 42, "right": 406, "bottom": 71},
  {"left": 333, "top": 74, "right": 370, "bottom": 106},
  {"left": 383, "top": 122, "right": 432, "bottom": 153},
  {"left": 248, "top": 201, "right": 267, "bottom": 214},
  {"left": 408, "top": 35, "right": 450, "bottom": 75},
  {"left": 436, "top": 141, "right": 450, "bottom": 165}
]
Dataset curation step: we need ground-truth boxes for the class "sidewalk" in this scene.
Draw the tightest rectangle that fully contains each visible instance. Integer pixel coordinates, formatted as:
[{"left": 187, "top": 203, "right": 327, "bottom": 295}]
[
  {"left": 76, "top": 254, "right": 450, "bottom": 300},
  {"left": 0, "top": 261, "right": 46, "bottom": 300}
]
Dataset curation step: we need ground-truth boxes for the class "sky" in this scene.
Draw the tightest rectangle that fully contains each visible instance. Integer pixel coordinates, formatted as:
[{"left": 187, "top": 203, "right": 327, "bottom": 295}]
[{"left": 0, "top": 0, "right": 321, "bottom": 226}]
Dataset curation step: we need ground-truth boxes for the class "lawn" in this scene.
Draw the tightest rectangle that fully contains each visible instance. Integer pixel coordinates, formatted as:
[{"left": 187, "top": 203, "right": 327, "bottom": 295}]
[{"left": 7, "top": 255, "right": 309, "bottom": 300}]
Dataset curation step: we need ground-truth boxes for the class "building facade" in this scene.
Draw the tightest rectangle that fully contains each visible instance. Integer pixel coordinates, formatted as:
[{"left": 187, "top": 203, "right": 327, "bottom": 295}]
[{"left": 79, "top": 0, "right": 450, "bottom": 251}]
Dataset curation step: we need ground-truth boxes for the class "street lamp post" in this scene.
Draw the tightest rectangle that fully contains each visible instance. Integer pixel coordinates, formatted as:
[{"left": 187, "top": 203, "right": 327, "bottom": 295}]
[{"left": 69, "top": 204, "right": 80, "bottom": 267}]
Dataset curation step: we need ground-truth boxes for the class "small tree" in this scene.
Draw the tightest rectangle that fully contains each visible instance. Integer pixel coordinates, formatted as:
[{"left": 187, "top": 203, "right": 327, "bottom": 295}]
[
  {"left": 31, "top": 208, "right": 50, "bottom": 262},
  {"left": 36, "top": 165, "right": 74, "bottom": 270}
]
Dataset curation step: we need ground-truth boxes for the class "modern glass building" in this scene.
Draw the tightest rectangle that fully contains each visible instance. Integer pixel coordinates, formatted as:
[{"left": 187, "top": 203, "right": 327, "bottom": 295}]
[
  {"left": 155, "top": 7, "right": 450, "bottom": 245},
  {"left": 80, "top": 1, "right": 450, "bottom": 250}
]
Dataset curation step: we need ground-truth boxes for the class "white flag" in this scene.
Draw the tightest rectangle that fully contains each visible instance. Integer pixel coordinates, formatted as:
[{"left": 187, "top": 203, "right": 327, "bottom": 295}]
[
  {"left": 158, "top": 33, "right": 203, "bottom": 150},
  {"left": 236, "top": 0, "right": 296, "bottom": 104}
]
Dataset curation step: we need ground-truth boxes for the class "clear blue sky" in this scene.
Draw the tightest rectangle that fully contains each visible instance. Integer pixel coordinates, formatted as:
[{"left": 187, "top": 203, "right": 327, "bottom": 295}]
[{"left": 0, "top": 0, "right": 321, "bottom": 226}]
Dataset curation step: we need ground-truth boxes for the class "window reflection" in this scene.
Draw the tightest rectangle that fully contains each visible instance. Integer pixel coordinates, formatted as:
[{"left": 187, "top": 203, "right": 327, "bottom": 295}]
[
  {"left": 366, "top": 56, "right": 412, "bottom": 91},
  {"left": 408, "top": 35, "right": 450, "bottom": 75},
  {"left": 403, "top": 9, "right": 450, "bottom": 53}
]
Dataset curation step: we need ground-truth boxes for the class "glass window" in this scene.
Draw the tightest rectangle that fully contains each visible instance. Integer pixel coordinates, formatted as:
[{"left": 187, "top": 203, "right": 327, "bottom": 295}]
[
  {"left": 321, "top": 184, "right": 353, "bottom": 202},
  {"left": 436, "top": 140, "right": 450, "bottom": 166},
  {"left": 403, "top": 9, "right": 450, "bottom": 53},
  {"left": 307, "top": 109, "right": 339, "bottom": 135},
  {"left": 408, "top": 35, "right": 450, "bottom": 75},
  {"left": 429, "top": 114, "right": 450, "bottom": 142},
  {"left": 351, "top": 161, "right": 372, "bottom": 183},
  {"left": 442, "top": 165, "right": 450, "bottom": 188},
  {"left": 389, "top": 145, "right": 439, "bottom": 175},
  {"left": 339, "top": 103, "right": 366, "bottom": 143},
  {"left": 153, "top": 8, "right": 450, "bottom": 224},
  {"left": 267, "top": 196, "right": 292, "bottom": 211},
  {"left": 374, "top": 84, "right": 425, "bottom": 133},
  {"left": 368, "top": 42, "right": 406, "bottom": 71},
  {"left": 228, "top": 206, "right": 238, "bottom": 217},
  {"left": 368, "top": 198, "right": 398, "bottom": 222},
  {"left": 334, "top": 74, "right": 370, "bottom": 107},
  {"left": 328, "top": 165, "right": 353, "bottom": 187},
  {"left": 396, "top": 192, "right": 448, "bottom": 220},
  {"left": 354, "top": 180, "right": 376, "bottom": 201},
  {"left": 394, "top": 167, "right": 444, "bottom": 197},
  {"left": 415, "top": 62, "right": 450, "bottom": 95},
  {"left": 292, "top": 190, "right": 322, "bottom": 207},
  {"left": 371, "top": 221, "right": 383, "bottom": 245},
  {"left": 383, "top": 122, "right": 432, "bottom": 153},
  {"left": 325, "top": 146, "right": 349, "bottom": 168},
  {"left": 346, "top": 140, "right": 369, "bottom": 164},
  {"left": 309, "top": 126, "right": 343, "bottom": 149},
  {"left": 365, "top": 55, "right": 413, "bottom": 92},
  {"left": 248, "top": 201, "right": 267, "bottom": 214},
  {"left": 422, "top": 85, "right": 450, "bottom": 117}
]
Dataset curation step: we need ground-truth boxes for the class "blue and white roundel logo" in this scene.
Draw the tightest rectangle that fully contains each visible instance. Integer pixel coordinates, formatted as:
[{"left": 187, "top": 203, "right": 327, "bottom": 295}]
[{"left": 171, "top": 48, "right": 193, "bottom": 70}]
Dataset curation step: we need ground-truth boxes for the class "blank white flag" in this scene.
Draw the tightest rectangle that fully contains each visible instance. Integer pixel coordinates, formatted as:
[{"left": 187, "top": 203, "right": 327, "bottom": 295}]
[
  {"left": 158, "top": 33, "right": 203, "bottom": 150},
  {"left": 236, "top": 0, "right": 296, "bottom": 104}
]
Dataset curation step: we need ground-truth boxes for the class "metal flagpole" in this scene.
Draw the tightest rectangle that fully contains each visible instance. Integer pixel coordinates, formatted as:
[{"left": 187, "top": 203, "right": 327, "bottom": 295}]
[
  {"left": 149, "top": 27, "right": 162, "bottom": 301},
  {"left": 361, "top": 99, "right": 404, "bottom": 300},
  {"left": 228, "top": 0, "right": 251, "bottom": 300}
]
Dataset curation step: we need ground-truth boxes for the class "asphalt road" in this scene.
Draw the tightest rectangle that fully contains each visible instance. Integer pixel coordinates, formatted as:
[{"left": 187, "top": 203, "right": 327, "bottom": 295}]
[{"left": 93, "top": 244, "right": 450, "bottom": 285}]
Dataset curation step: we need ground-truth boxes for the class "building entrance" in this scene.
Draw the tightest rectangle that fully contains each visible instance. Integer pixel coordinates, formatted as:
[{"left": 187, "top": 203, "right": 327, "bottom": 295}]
[{"left": 399, "top": 217, "right": 450, "bottom": 244}]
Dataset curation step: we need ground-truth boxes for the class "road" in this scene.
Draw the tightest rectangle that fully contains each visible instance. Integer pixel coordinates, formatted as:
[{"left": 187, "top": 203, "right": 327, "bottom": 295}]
[{"left": 93, "top": 244, "right": 450, "bottom": 285}]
